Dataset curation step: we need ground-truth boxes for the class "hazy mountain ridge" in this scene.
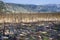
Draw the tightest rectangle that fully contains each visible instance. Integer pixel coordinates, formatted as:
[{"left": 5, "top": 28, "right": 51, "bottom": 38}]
[{"left": 5, "top": 3, "right": 60, "bottom": 13}]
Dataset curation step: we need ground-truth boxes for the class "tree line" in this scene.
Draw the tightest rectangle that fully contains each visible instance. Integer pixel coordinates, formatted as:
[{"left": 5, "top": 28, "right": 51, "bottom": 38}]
[{"left": 0, "top": 0, "right": 5, "bottom": 13}]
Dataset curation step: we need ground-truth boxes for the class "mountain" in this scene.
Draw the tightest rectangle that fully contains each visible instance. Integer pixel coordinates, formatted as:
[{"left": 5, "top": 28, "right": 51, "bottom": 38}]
[{"left": 5, "top": 3, "right": 60, "bottom": 13}]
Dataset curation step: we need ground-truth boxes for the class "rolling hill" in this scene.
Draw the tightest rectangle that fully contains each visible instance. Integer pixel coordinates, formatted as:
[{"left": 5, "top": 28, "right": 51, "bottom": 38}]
[{"left": 5, "top": 3, "right": 60, "bottom": 13}]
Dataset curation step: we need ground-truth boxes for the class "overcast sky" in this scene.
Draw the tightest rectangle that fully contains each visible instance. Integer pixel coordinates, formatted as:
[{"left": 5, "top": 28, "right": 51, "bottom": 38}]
[{"left": 2, "top": 0, "right": 60, "bottom": 5}]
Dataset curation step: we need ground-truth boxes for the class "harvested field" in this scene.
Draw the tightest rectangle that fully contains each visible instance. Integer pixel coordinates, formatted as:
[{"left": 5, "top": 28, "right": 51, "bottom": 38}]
[{"left": 0, "top": 13, "right": 60, "bottom": 23}]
